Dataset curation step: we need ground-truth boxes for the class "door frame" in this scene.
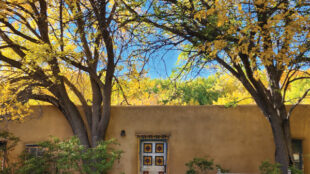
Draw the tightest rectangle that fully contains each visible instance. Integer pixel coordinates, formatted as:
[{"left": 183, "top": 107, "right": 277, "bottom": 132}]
[{"left": 136, "top": 134, "right": 170, "bottom": 174}]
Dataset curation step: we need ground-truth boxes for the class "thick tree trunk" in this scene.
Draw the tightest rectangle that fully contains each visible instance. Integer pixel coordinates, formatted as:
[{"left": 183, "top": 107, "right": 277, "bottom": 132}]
[
  {"left": 91, "top": 95, "right": 112, "bottom": 148},
  {"left": 283, "top": 119, "right": 294, "bottom": 165},
  {"left": 252, "top": 94, "right": 293, "bottom": 173},
  {"left": 59, "top": 102, "right": 90, "bottom": 147},
  {"left": 269, "top": 115, "right": 290, "bottom": 173}
]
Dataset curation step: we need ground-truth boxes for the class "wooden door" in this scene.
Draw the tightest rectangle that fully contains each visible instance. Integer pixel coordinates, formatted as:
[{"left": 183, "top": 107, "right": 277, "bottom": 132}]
[{"left": 140, "top": 140, "right": 167, "bottom": 174}]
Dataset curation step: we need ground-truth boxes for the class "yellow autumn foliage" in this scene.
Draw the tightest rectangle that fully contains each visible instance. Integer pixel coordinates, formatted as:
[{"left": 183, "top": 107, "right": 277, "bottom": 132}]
[{"left": 0, "top": 82, "right": 32, "bottom": 122}]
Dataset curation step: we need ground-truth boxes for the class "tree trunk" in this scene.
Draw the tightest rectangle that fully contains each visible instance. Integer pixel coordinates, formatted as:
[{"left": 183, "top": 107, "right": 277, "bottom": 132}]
[
  {"left": 283, "top": 118, "right": 294, "bottom": 165},
  {"left": 58, "top": 102, "right": 90, "bottom": 147},
  {"left": 269, "top": 115, "right": 290, "bottom": 173}
]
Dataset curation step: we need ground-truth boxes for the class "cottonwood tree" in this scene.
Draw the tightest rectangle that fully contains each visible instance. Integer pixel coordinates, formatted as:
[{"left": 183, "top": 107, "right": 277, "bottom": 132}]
[
  {"left": 214, "top": 72, "right": 310, "bottom": 106},
  {"left": 0, "top": 0, "right": 148, "bottom": 149},
  {"left": 123, "top": 0, "right": 310, "bottom": 172}
]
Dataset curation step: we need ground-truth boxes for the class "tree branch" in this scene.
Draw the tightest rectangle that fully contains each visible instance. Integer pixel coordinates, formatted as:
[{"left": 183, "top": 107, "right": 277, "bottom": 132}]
[
  {"left": 0, "top": 18, "right": 40, "bottom": 43},
  {"left": 63, "top": 76, "right": 92, "bottom": 128},
  {"left": 287, "top": 88, "right": 310, "bottom": 118},
  {"left": 114, "top": 76, "right": 130, "bottom": 105}
]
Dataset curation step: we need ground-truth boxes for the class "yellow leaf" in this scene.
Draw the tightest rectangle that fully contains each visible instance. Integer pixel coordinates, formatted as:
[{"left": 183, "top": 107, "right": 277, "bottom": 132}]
[
  {"left": 194, "top": 10, "right": 207, "bottom": 21},
  {"left": 206, "top": 8, "right": 215, "bottom": 16},
  {"left": 217, "top": 20, "right": 224, "bottom": 27},
  {"left": 238, "top": 4, "right": 242, "bottom": 11}
]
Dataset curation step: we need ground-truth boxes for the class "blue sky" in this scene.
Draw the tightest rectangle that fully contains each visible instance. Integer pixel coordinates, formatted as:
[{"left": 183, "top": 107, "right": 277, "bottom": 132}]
[
  {"left": 146, "top": 50, "right": 179, "bottom": 79},
  {"left": 146, "top": 49, "right": 216, "bottom": 79}
]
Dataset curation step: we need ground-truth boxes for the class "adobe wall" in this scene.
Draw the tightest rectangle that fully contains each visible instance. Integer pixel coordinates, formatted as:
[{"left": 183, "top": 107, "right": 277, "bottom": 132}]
[{"left": 1, "top": 105, "right": 310, "bottom": 173}]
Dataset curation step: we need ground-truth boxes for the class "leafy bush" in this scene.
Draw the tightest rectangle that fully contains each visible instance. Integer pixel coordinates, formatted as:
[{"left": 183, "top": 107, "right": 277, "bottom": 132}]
[
  {"left": 259, "top": 161, "right": 303, "bottom": 174},
  {"left": 16, "top": 137, "right": 121, "bottom": 174},
  {"left": 259, "top": 161, "right": 281, "bottom": 174},
  {"left": 186, "top": 157, "right": 229, "bottom": 174},
  {"left": 289, "top": 166, "right": 303, "bottom": 174}
]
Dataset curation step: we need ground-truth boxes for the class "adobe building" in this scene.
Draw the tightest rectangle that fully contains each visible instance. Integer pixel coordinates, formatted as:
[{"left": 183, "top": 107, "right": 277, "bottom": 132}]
[{"left": 0, "top": 105, "right": 309, "bottom": 173}]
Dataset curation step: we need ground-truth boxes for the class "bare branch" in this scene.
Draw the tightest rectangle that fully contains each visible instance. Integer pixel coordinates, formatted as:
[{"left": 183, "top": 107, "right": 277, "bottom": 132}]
[
  {"left": 113, "top": 76, "right": 130, "bottom": 105},
  {"left": 287, "top": 88, "right": 310, "bottom": 118}
]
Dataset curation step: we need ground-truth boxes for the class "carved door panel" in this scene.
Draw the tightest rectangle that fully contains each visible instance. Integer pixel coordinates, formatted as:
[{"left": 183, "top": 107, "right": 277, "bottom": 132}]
[{"left": 141, "top": 140, "right": 167, "bottom": 174}]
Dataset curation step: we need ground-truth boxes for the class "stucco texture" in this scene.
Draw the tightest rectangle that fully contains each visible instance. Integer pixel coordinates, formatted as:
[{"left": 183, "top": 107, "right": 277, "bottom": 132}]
[{"left": 1, "top": 105, "right": 310, "bottom": 173}]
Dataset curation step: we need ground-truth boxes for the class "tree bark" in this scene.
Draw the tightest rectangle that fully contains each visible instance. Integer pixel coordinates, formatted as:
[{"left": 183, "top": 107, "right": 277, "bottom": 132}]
[
  {"left": 58, "top": 101, "right": 91, "bottom": 148},
  {"left": 283, "top": 118, "right": 294, "bottom": 165},
  {"left": 269, "top": 114, "right": 291, "bottom": 173}
]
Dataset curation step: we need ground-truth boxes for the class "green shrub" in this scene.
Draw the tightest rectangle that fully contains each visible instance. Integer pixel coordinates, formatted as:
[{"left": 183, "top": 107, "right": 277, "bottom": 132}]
[
  {"left": 289, "top": 166, "right": 303, "bottom": 174},
  {"left": 259, "top": 161, "right": 281, "bottom": 174},
  {"left": 16, "top": 137, "right": 122, "bottom": 174},
  {"left": 185, "top": 157, "right": 229, "bottom": 174},
  {"left": 259, "top": 161, "right": 303, "bottom": 174}
]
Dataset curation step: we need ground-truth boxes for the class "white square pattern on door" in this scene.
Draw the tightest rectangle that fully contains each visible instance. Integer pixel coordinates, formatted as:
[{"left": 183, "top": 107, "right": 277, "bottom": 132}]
[{"left": 140, "top": 140, "right": 167, "bottom": 174}]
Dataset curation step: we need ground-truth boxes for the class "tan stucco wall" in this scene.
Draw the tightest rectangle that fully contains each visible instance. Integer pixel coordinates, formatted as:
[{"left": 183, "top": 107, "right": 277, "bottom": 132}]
[
  {"left": 1, "top": 105, "right": 310, "bottom": 173},
  {"left": 0, "top": 106, "right": 73, "bottom": 162}
]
